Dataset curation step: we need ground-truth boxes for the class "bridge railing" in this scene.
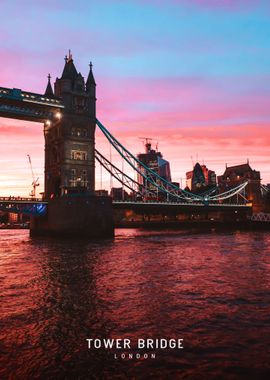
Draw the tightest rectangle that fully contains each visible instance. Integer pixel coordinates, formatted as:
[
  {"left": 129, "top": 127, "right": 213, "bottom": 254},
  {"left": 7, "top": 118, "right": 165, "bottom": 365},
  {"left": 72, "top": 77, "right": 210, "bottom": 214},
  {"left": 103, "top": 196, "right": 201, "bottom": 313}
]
[
  {"left": 112, "top": 200, "right": 251, "bottom": 207},
  {"left": 0, "top": 196, "right": 47, "bottom": 203},
  {"left": 0, "top": 197, "right": 47, "bottom": 216}
]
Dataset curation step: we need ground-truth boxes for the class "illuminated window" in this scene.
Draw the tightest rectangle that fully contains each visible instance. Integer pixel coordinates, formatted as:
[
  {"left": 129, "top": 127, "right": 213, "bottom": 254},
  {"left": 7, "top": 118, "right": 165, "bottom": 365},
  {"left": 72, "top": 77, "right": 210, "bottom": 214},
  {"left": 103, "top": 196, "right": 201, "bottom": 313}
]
[{"left": 71, "top": 150, "right": 87, "bottom": 160}]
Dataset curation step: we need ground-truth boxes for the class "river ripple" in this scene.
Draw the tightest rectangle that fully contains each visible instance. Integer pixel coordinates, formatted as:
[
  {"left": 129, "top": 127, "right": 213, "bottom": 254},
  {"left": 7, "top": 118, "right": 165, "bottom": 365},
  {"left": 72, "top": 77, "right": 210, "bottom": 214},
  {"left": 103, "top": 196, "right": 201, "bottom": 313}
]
[{"left": 0, "top": 229, "right": 270, "bottom": 379}]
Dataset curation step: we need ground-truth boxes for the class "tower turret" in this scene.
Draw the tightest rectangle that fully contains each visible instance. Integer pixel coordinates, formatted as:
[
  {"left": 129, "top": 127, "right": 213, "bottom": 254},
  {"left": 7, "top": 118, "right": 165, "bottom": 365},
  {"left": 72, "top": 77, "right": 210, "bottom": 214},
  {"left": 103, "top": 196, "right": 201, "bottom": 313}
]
[
  {"left": 44, "top": 74, "right": 54, "bottom": 97},
  {"left": 86, "top": 62, "right": 96, "bottom": 94},
  {"left": 61, "top": 51, "right": 78, "bottom": 80},
  {"left": 86, "top": 62, "right": 96, "bottom": 118},
  {"left": 55, "top": 51, "right": 79, "bottom": 97}
]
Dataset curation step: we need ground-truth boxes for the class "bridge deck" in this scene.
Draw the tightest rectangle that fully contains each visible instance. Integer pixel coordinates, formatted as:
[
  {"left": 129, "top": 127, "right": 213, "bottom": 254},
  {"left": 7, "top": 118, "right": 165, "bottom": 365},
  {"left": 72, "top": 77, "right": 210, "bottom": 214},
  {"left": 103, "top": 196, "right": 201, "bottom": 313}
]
[
  {"left": 0, "top": 87, "right": 64, "bottom": 122},
  {"left": 112, "top": 200, "right": 252, "bottom": 213},
  {"left": 0, "top": 87, "right": 64, "bottom": 108},
  {"left": 0, "top": 197, "right": 250, "bottom": 207},
  {"left": 0, "top": 197, "right": 251, "bottom": 217},
  {"left": 113, "top": 200, "right": 251, "bottom": 207}
]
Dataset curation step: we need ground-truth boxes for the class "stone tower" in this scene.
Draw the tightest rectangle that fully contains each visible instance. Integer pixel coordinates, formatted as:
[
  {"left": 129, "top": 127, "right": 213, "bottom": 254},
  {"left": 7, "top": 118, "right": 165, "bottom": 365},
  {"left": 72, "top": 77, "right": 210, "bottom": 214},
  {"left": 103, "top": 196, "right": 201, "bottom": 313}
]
[{"left": 44, "top": 52, "right": 96, "bottom": 199}]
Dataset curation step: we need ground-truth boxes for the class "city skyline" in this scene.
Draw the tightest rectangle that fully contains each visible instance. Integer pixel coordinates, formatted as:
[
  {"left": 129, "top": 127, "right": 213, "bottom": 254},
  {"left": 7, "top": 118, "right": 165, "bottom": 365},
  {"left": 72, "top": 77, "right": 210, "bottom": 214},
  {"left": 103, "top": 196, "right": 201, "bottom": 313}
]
[{"left": 0, "top": 0, "right": 270, "bottom": 196}]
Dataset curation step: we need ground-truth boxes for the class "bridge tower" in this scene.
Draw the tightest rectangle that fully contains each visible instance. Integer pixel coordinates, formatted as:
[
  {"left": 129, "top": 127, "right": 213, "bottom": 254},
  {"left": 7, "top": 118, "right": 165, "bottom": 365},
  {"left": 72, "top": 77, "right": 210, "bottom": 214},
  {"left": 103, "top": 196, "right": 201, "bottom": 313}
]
[
  {"left": 44, "top": 52, "right": 96, "bottom": 199},
  {"left": 30, "top": 53, "right": 114, "bottom": 238}
]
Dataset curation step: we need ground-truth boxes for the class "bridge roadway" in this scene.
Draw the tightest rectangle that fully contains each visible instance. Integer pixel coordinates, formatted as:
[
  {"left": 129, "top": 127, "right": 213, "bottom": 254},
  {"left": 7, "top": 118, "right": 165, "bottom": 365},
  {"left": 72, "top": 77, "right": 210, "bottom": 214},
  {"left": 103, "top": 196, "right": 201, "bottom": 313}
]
[{"left": 0, "top": 197, "right": 251, "bottom": 217}]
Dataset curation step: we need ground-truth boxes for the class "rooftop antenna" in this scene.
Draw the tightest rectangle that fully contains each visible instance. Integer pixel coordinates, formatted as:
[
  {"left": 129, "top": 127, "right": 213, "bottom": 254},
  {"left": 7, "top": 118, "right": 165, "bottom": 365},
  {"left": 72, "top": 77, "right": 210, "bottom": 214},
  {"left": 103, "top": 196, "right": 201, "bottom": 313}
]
[{"left": 139, "top": 137, "right": 153, "bottom": 153}]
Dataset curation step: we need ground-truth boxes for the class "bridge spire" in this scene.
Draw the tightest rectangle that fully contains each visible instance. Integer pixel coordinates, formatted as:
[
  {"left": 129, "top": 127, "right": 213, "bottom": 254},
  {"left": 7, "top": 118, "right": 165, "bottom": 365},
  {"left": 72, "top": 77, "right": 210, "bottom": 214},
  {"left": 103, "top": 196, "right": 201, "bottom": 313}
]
[
  {"left": 68, "top": 49, "right": 73, "bottom": 62},
  {"left": 61, "top": 51, "right": 78, "bottom": 80},
  {"left": 86, "top": 61, "right": 96, "bottom": 91},
  {"left": 44, "top": 73, "right": 54, "bottom": 97}
]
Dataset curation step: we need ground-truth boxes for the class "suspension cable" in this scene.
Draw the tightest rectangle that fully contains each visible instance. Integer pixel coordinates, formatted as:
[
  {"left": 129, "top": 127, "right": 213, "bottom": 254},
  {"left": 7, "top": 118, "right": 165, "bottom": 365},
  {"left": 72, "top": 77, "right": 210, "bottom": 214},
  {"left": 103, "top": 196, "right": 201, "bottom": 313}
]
[
  {"left": 96, "top": 119, "right": 201, "bottom": 201},
  {"left": 96, "top": 119, "right": 249, "bottom": 204}
]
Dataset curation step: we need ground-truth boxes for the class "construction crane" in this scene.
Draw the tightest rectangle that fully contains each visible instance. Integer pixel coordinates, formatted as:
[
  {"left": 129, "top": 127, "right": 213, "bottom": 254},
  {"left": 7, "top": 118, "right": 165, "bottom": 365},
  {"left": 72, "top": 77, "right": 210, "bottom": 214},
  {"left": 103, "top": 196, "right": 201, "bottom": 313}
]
[{"left": 27, "top": 154, "right": 39, "bottom": 198}]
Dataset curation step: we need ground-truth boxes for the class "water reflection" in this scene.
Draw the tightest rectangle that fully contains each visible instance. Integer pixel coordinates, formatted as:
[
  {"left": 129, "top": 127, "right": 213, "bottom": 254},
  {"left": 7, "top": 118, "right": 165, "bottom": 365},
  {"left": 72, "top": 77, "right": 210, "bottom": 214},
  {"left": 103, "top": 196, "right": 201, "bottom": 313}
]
[{"left": 0, "top": 229, "right": 270, "bottom": 379}]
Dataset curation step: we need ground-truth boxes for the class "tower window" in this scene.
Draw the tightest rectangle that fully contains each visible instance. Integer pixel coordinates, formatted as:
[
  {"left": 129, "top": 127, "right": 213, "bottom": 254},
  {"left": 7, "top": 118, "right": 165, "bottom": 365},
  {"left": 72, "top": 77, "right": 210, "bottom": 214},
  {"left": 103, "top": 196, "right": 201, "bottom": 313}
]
[
  {"left": 71, "top": 128, "right": 88, "bottom": 137},
  {"left": 73, "top": 97, "right": 86, "bottom": 112},
  {"left": 81, "top": 170, "right": 88, "bottom": 187},
  {"left": 71, "top": 150, "right": 87, "bottom": 160},
  {"left": 70, "top": 168, "right": 77, "bottom": 187}
]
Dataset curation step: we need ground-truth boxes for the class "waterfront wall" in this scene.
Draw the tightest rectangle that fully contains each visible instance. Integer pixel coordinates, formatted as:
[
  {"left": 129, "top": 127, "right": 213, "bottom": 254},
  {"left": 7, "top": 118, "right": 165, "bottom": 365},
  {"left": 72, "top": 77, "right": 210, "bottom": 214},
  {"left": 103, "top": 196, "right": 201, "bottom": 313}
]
[{"left": 30, "top": 196, "right": 114, "bottom": 238}]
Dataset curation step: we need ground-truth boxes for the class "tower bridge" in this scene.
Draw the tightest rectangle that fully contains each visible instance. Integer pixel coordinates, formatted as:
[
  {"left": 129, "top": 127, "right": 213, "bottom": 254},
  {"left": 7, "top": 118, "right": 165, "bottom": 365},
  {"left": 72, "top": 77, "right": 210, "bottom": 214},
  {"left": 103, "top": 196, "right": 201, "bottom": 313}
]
[{"left": 0, "top": 53, "right": 253, "bottom": 237}]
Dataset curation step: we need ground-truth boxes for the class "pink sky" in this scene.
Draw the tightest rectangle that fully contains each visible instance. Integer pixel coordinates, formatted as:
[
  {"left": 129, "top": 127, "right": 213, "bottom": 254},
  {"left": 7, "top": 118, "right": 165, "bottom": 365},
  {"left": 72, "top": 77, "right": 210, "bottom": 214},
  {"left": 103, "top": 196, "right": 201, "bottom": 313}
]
[
  {"left": 0, "top": 0, "right": 270, "bottom": 196},
  {"left": 1, "top": 75, "right": 269, "bottom": 197},
  {"left": 0, "top": 73, "right": 270, "bottom": 196}
]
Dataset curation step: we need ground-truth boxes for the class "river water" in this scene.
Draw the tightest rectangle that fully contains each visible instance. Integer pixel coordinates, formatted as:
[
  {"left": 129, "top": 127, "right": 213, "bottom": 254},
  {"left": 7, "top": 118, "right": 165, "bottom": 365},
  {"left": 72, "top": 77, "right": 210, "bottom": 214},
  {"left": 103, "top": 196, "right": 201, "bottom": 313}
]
[{"left": 1, "top": 229, "right": 270, "bottom": 379}]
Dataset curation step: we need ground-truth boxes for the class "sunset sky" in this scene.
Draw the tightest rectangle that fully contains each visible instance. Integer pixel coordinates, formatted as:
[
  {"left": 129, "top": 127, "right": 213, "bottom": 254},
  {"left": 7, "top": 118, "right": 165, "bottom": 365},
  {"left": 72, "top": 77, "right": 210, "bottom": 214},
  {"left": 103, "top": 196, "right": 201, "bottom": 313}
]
[{"left": 0, "top": 0, "right": 270, "bottom": 196}]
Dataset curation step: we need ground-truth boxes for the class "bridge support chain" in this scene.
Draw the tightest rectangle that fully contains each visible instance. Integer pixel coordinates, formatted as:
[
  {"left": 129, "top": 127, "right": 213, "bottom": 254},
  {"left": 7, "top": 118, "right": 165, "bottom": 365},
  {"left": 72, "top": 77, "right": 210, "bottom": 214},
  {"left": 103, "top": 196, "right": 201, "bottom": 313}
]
[
  {"left": 95, "top": 148, "right": 158, "bottom": 199},
  {"left": 96, "top": 118, "right": 201, "bottom": 202},
  {"left": 96, "top": 119, "right": 250, "bottom": 205},
  {"left": 30, "top": 195, "right": 114, "bottom": 238},
  {"left": 95, "top": 148, "right": 141, "bottom": 196}
]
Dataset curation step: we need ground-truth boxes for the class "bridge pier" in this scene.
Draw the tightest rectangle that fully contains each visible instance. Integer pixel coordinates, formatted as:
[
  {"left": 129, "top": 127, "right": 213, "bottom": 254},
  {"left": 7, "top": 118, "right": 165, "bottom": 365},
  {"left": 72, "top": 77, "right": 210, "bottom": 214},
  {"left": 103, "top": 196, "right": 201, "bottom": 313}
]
[{"left": 30, "top": 195, "right": 114, "bottom": 238}]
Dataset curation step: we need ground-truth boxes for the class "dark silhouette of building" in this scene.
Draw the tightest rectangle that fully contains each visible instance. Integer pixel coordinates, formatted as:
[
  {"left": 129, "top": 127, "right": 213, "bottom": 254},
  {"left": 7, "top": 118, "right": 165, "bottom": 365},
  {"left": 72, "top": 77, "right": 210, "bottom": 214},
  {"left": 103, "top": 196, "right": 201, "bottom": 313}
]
[
  {"left": 186, "top": 163, "right": 216, "bottom": 192},
  {"left": 137, "top": 141, "right": 171, "bottom": 196},
  {"left": 44, "top": 52, "right": 96, "bottom": 198},
  {"left": 110, "top": 187, "right": 129, "bottom": 201},
  {"left": 95, "top": 189, "right": 109, "bottom": 197},
  {"left": 218, "top": 161, "right": 262, "bottom": 210}
]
